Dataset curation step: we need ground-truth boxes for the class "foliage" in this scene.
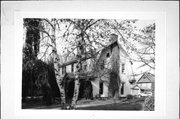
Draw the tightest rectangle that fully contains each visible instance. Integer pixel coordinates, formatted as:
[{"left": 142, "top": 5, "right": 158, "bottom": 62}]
[
  {"left": 114, "top": 21, "right": 155, "bottom": 70},
  {"left": 23, "top": 18, "right": 41, "bottom": 62},
  {"left": 23, "top": 18, "right": 155, "bottom": 108},
  {"left": 22, "top": 59, "right": 60, "bottom": 105},
  {"left": 23, "top": 18, "right": 42, "bottom": 98},
  {"left": 23, "top": 18, "right": 61, "bottom": 105},
  {"left": 143, "top": 96, "right": 154, "bottom": 111},
  {"left": 129, "top": 79, "right": 136, "bottom": 84},
  {"left": 80, "top": 81, "right": 93, "bottom": 100},
  {"left": 126, "top": 94, "right": 134, "bottom": 100}
]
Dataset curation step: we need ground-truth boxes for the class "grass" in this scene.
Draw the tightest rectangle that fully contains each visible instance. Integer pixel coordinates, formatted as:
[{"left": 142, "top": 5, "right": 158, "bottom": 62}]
[
  {"left": 22, "top": 97, "right": 145, "bottom": 110},
  {"left": 76, "top": 102, "right": 143, "bottom": 110},
  {"left": 22, "top": 97, "right": 61, "bottom": 109}
]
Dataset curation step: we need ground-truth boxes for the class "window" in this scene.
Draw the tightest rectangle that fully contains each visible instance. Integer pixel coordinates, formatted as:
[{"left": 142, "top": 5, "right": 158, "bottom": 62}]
[
  {"left": 106, "top": 52, "right": 110, "bottom": 57},
  {"left": 62, "top": 66, "right": 66, "bottom": 74},
  {"left": 84, "top": 64, "right": 87, "bottom": 71},
  {"left": 71, "top": 64, "right": 74, "bottom": 72},
  {"left": 122, "top": 63, "right": 125, "bottom": 73},
  {"left": 121, "top": 83, "right": 124, "bottom": 95},
  {"left": 99, "top": 82, "right": 103, "bottom": 95},
  {"left": 100, "top": 60, "right": 104, "bottom": 70}
]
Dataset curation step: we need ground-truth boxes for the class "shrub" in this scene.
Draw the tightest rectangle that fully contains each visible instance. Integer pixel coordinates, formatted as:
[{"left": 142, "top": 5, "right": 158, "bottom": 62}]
[
  {"left": 126, "top": 94, "right": 133, "bottom": 100},
  {"left": 143, "top": 96, "right": 154, "bottom": 111},
  {"left": 22, "top": 59, "right": 59, "bottom": 105}
]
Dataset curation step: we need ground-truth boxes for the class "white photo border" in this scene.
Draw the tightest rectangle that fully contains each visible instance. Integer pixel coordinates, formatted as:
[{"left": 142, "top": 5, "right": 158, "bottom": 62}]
[
  {"left": 14, "top": 11, "right": 166, "bottom": 117},
  {"left": 1, "top": 1, "right": 179, "bottom": 119}
]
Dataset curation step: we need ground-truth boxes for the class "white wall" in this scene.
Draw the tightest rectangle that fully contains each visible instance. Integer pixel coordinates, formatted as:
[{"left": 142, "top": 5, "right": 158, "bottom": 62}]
[
  {"left": 119, "top": 46, "right": 133, "bottom": 97},
  {"left": 102, "top": 82, "right": 109, "bottom": 97},
  {"left": 139, "top": 83, "right": 152, "bottom": 89},
  {"left": 91, "top": 78, "right": 100, "bottom": 97},
  {"left": 66, "top": 65, "right": 71, "bottom": 73}
]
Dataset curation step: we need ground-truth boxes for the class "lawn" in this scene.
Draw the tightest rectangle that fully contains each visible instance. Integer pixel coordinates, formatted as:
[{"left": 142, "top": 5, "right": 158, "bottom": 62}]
[
  {"left": 76, "top": 102, "right": 143, "bottom": 110},
  {"left": 22, "top": 97, "right": 145, "bottom": 110}
]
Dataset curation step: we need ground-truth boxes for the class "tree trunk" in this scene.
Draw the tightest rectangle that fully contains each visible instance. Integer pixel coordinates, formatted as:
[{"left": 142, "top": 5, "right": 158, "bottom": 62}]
[
  {"left": 70, "top": 33, "right": 84, "bottom": 109},
  {"left": 70, "top": 58, "right": 82, "bottom": 109},
  {"left": 70, "top": 74, "right": 80, "bottom": 109},
  {"left": 52, "top": 48, "right": 66, "bottom": 108},
  {"left": 51, "top": 23, "right": 66, "bottom": 108}
]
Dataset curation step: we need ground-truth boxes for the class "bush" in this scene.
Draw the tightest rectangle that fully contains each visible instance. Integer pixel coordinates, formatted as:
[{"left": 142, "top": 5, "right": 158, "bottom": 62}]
[
  {"left": 126, "top": 94, "right": 133, "bottom": 100},
  {"left": 143, "top": 96, "right": 154, "bottom": 111},
  {"left": 22, "top": 59, "right": 59, "bottom": 105}
]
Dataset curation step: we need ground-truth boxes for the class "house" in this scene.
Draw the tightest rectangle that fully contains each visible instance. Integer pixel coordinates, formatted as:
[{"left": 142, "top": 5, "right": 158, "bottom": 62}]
[
  {"left": 59, "top": 56, "right": 95, "bottom": 101},
  {"left": 137, "top": 72, "right": 155, "bottom": 89},
  {"left": 92, "top": 34, "right": 133, "bottom": 98},
  {"left": 131, "top": 72, "right": 155, "bottom": 96},
  {"left": 59, "top": 34, "right": 133, "bottom": 100}
]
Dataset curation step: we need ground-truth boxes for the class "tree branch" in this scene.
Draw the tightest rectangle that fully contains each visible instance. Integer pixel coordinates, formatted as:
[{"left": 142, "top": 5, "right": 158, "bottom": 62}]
[{"left": 43, "top": 18, "right": 55, "bottom": 30}]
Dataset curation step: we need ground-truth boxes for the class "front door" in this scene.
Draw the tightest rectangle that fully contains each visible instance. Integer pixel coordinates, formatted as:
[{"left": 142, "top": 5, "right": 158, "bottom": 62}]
[
  {"left": 99, "top": 82, "right": 103, "bottom": 95},
  {"left": 121, "top": 83, "right": 124, "bottom": 95}
]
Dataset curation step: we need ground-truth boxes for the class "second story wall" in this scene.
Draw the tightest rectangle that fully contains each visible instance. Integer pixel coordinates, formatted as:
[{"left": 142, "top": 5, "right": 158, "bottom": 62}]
[{"left": 59, "top": 57, "right": 94, "bottom": 76}]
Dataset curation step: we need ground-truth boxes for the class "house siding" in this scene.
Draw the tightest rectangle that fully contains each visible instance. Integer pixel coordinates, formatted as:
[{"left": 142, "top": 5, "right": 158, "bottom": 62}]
[
  {"left": 66, "top": 65, "right": 71, "bottom": 73},
  {"left": 94, "top": 40, "right": 132, "bottom": 98},
  {"left": 118, "top": 46, "right": 132, "bottom": 97},
  {"left": 131, "top": 72, "right": 155, "bottom": 96},
  {"left": 138, "top": 83, "right": 152, "bottom": 89},
  {"left": 60, "top": 35, "right": 133, "bottom": 99},
  {"left": 91, "top": 79, "right": 99, "bottom": 97}
]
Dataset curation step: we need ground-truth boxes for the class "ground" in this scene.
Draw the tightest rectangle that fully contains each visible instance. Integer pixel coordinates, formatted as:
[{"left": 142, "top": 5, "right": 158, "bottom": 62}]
[{"left": 22, "top": 97, "right": 145, "bottom": 110}]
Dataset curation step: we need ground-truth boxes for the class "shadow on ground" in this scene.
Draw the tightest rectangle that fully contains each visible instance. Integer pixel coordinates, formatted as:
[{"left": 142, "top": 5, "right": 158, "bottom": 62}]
[
  {"left": 22, "top": 97, "right": 145, "bottom": 110},
  {"left": 76, "top": 102, "right": 142, "bottom": 110}
]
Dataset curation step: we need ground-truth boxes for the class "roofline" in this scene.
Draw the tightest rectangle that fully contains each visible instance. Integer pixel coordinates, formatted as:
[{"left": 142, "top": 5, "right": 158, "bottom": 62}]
[
  {"left": 137, "top": 82, "right": 153, "bottom": 83},
  {"left": 59, "top": 36, "right": 129, "bottom": 67},
  {"left": 63, "top": 72, "right": 97, "bottom": 80},
  {"left": 118, "top": 43, "right": 129, "bottom": 58},
  {"left": 131, "top": 85, "right": 151, "bottom": 90},
  {"left": 101, "top": 40, "right": 129, "bottom": 57},
  {"left": 59, "top": 56, "right": 92, "bottom": 67},
  {"left": 137, "top": 72, "right": 154, "bottom": 83}
]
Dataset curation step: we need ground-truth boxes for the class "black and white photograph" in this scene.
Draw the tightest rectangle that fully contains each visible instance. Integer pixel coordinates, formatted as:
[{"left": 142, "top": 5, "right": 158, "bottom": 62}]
[
  {"left": 1, "top": 1, "right": 179, "bottom": 119},
  {"left": 22, "top": 18, "right": 155, "bottom": 111}
]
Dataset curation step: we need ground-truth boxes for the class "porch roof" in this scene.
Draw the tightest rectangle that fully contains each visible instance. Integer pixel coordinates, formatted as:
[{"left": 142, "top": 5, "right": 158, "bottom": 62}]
[
  {"left": 63, "top": 72, "right": 97, "bottom": 80},
  {"left": 131, "top": 85, "right": 151, "bottom": 91}
]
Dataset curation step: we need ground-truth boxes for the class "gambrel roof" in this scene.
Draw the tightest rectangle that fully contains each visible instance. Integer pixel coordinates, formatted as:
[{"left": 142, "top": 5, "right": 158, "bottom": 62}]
[{"left": 137, "top": 72, "right": 155, "bottom": 83}]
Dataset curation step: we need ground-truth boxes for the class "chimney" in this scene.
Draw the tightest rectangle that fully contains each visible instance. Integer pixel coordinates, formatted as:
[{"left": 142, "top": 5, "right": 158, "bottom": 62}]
[{"left": 110, "top": 34, "right": 118, "bottom": 43}]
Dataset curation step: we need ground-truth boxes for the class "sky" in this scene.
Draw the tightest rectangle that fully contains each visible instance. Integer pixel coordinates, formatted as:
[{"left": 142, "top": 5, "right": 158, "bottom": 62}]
[
  {"left": 135, "top": 20, "right": 155, "bottom": 29},
  {"left": 24, "top": 19, "right": 155, "bottom": 76}
]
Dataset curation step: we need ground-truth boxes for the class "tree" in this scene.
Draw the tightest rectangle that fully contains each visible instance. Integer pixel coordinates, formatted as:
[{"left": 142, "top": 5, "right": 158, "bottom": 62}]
[
  {"left": 111, "top": 20, "right": 155, "bottom": 72},
  {"left": 23, "top": 19, "right": 60, "bottom": 105},
  {"left": 37, "top": 19, "right": 116, "bottom": 109},
  {"left": 64, "top": 19, "right": 106, "bottom": 109},
  {"left": 23, "top": 18, "right": 41, "bottom": 97},
  {"left": 135, "top": 23, "right": 155, "bottom": 70},
  {"left": 39, "top": 18, "right": 67, "bottom": 108},
  {"left": 38, "top": 19, "right": 138, "bottom": 108},
  {"left": 24, "top": 18, "right": 155, "bottom": 109},
  {"left": 23, "top": 18, "right": 41, "bottom": 62}
]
